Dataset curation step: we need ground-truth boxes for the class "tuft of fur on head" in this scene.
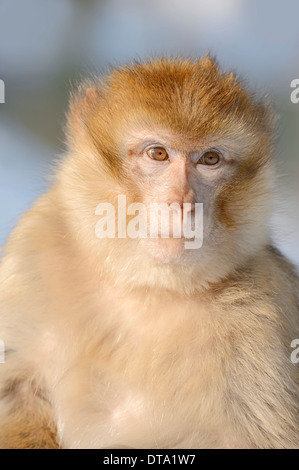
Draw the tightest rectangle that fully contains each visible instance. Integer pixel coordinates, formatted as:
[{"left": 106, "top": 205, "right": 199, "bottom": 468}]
[{"left": 57, "top": 56, "right": 277, "bottom": 295}]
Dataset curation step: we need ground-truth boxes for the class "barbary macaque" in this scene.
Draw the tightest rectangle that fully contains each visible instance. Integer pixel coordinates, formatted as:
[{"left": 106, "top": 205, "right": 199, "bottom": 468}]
[{"left": 0, "top": 56, "right": 298, "bottom": 449}]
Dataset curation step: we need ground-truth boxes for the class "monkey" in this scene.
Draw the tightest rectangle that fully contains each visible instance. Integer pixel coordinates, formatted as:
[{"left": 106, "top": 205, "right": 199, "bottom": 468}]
[{"left": 0, "top": 56, "right": 298, "bottom": 449}]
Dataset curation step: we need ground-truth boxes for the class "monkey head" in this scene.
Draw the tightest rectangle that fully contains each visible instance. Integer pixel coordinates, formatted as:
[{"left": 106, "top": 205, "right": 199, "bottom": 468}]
[{"left": 61, "top": 56, "right": 276, "bottom": 292}]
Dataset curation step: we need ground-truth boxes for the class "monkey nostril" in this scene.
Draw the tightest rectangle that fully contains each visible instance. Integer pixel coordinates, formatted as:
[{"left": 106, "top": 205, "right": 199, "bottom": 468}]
[
  {"left": 168, "top": 198, "right": 195, "bottom": 213},
  {"left": 168, "top": 202, "right": 195, "bottom": 224},
  {"left": 183, "top": 203, "right": 195, "bottom": 213}
]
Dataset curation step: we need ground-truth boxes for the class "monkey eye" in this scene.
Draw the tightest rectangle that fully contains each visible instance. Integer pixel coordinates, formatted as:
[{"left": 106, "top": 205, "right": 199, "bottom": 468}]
[
  {"left": 146, "top": 147, "right": 169, "bottom": 161},
  {"left": 199, "top": 151, "right": 221, "bottom": 166}
]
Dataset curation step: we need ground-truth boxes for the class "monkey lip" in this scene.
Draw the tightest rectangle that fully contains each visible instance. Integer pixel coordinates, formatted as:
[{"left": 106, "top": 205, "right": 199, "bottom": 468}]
[
  {"left": 144, "top": 231, "right": 195, "bottom": 241},
  {"left": 142, "top": 236, "right": 197, "bottom": 264}
]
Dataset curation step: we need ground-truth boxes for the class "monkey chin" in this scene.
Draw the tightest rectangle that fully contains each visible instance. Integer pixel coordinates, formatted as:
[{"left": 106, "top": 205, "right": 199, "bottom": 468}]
[{"left": 140, "top": 237, "right": 195, "bottom": 265}]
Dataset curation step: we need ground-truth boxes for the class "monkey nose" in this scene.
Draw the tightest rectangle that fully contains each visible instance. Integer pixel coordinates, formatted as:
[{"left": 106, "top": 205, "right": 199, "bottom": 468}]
[
  {"left": 169, "top": 200, "right": 195, "bottom": 223},
  {"left": 169, "top": 193, "right": 196, "bottom": 213}
]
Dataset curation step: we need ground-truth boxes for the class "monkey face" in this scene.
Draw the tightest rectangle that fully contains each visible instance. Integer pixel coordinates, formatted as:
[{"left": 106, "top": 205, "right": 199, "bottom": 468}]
[
  {"left": 65, "top": 57, "right": 276, "bottom": 287},
  {"left": 119, "top": 127, "right": 235, "bottom": 264}
]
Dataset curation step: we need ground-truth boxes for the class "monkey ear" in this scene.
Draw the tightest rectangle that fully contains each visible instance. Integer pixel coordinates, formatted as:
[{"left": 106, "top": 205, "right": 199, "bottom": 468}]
[{"left": 66, "top": 82, "right": 102, "bottom": 150}]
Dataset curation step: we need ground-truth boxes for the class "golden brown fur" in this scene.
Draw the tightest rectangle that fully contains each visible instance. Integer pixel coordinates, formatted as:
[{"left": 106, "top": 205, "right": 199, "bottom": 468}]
[
  {"left": 0, "top": 378, "right": 59, "bottom": 449},
  {"left": 0, "top": 56, "right": 298, "bottom": 448}
]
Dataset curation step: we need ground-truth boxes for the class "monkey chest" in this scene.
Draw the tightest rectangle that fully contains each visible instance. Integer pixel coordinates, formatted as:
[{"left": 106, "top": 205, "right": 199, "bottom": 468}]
[{"left": 87, "top": 288, "right": 227, "bottom": 446}]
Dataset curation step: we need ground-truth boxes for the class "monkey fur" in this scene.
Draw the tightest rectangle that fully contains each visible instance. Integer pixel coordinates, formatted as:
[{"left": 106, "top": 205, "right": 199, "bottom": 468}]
[{"left": 0, "top": 56, "right": 298, "bottom": 449}]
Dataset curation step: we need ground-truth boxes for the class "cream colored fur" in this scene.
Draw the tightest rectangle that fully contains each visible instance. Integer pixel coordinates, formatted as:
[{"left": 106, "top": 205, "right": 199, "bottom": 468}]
[{"left": 0, "top": 57, "right": 298, "bottom": 449}]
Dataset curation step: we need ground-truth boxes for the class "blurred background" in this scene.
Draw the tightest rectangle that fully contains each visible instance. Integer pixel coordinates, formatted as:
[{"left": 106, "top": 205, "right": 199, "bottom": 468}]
[{"left": 0, "top": 0, "right": 298, "bottom": 265}]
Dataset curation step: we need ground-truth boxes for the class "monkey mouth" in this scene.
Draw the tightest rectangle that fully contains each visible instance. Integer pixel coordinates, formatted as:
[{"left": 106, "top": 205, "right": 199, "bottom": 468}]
[
  {"left": 155, "top": 234, "right": 195, "bottom": 241},
  {"left": 141, "top": 230, "right": 197, "bottom": 243}
]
